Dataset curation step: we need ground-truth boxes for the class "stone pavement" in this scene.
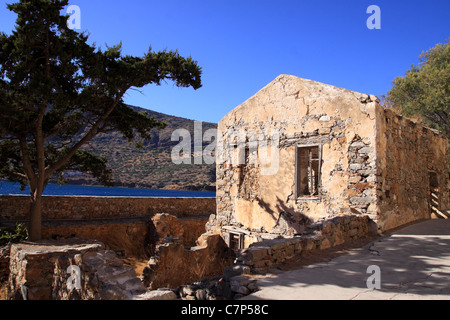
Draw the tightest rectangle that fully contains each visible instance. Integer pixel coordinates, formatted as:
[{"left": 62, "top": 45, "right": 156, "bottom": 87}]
[{"left": 243, "top": 219, "right": 450, "bottom": 300}]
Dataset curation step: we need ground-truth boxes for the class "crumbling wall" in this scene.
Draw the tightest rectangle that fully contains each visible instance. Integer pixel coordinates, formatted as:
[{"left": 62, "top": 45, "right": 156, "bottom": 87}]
[
  {"left": 0, "top": 195, "right": 211, "bottom": 263},
  {"left": 41, "top": 220, "right": 154, "bottom": 259},
  {"left": 7, "top": 239, "right": 147, "bottom": 300},
  {"left": 376, "top": 108, "right": 449, "bottom": 231},
  {"left": 233, "top": 215, "right": 374, "bottom": 273},
  {"left": 210, "top": 75, "right": 379, "bottom": 245},
  {"left": 141, "top": 234, "right": 235, "bottom": 290},
  {"left": 151, "top": 213, "right": 208, "bottom": 248}
]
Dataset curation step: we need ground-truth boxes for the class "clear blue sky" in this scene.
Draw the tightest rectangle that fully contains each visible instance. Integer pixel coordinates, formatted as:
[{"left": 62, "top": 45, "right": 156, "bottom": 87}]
[{"left": 1, "top": 0, "right": 449, "bottom": 123}]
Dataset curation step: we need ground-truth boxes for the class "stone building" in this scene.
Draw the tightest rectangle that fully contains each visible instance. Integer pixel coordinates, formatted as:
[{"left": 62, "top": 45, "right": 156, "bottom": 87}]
[{"left": 206, "top": 74, "right": 449, "bottom": 249}]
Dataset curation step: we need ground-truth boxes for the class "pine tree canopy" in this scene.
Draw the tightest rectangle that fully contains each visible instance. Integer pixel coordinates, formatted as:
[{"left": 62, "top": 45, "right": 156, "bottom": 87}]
[{"left": 0, "top": 0, "right": 202, "bottom": 240}]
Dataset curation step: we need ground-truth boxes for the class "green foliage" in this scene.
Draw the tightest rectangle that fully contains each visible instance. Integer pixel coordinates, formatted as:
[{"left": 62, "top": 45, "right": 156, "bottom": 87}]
[
  {"left": 0, "top": 0, "right": 202, "bottom": 192},
  {"left": 384, "top": 39, "right": 449, "bottom": 139},
  {"left": 0, "top": 223, "right": 29, "bottom": 246},
  {"left": 0, "top": 0, "right": 202, "bottom": 240}
]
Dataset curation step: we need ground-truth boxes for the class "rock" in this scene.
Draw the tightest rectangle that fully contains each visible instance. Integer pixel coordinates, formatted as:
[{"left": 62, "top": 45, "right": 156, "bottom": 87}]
[
  {"left": 142, "top": 234, "right": 235, "bottom": 290},
  {"left": 369, "top": 95, "right": 380, "bottom": 103},
  {"left": 7, "top": 239, "right": 147, "bottom": 300},
  {"left": 230, "top": 285, "right": 250, "bottom": 295},
  {"left": 247, "top": 281, "right": 259, "bottom": 292},
  {"left": 319, "top": 127, "right": 331, "bottom": 135},
  {"left": 351, "top": 141, "right": 366, "bottom": 148},
  {"left": 247, "top": 247, "right": 270, "bottom": 261},
  {"left": 229, "top": 275, "right": 252, "bottom": 288},
  {"left": 349, "top": 163, "right": 364, "bottom": 171},
  {"left": 133, "top": 290, "right": 177, "bottom": 301},
  {"left": 180, "top": 285, "right": 196, "bottom": 297},
  {"left": 195, "top": 289, "right": 207, "bottom": 300},
  {"left": 319, "top": 238, "right": 331, "bottom": 250},
  {"left": 358, "top": 147, "right": 374, "bottom": 154},
  {"left": 152, "top": 213, "right": 185, "bottom": 245},
  {"left": 319, "top": 115, "right": 331, "bottom": 122}
]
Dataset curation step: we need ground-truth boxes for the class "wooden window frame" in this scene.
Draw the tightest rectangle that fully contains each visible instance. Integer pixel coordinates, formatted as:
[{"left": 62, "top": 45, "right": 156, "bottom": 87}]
[
  {"left": 295, "top": 144, "right": 323, "bottom": 201},
  {"left": 228, "top": 232, "right": 244, "bottom": 251}
]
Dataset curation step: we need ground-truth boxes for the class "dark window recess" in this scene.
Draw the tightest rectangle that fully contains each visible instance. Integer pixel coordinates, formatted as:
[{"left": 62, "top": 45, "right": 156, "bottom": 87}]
[
  {"left": 229, "top": 232, "right": 244, "bottom": 251},
  {"left": 296, "top": 146, "right": 322, "bottom": 198},
  {"left": 429, "top": 171, "right": 440, "bottom": 217}
]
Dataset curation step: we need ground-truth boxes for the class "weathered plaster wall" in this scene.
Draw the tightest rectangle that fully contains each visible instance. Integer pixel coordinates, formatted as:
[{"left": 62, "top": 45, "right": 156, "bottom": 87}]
[
  {"left": 209, "top": 75, "right": 379, "bottom": 244},
  {"left": 210, "top": 74, "right": 449, "bottom": 246},
  {"left": 376, "top": 108, "right": 449, "bottom": 231}
]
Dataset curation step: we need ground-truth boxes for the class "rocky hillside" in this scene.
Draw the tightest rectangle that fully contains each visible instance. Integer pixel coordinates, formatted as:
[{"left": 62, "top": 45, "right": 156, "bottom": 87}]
[{"left": 63, "top": 105, "right": 217, "bottom": 191}]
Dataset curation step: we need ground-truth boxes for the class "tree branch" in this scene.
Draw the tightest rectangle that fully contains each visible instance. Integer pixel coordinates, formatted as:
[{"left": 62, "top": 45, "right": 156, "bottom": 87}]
[{"left": 45, "top": 90, "right": 129, "bottom": 179}]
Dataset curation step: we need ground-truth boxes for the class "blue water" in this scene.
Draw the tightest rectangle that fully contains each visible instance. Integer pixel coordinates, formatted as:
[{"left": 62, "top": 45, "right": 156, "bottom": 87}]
[{"left": 0, "top": 181, "right": 215, "bottom": 198}]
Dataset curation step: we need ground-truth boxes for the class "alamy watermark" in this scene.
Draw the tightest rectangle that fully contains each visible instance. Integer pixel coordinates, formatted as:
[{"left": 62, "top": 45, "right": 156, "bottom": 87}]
[
  {"left": 366, "top": 265, "right": 381, "bottom": 290},
  {"left": 366, "top": 5, "right": 381, "bottom": 30},
  {"left": 65, "top": 5, "right": 381, "bottom": 34},
  {"left": 66, "top": 265, "right": 82, "bottom": 290},
  {"left": 66, "top": 5, "right": 81, "bottom": 30},
  {"left": 171, "top": 121, "right": 280, "bottom": 176}
]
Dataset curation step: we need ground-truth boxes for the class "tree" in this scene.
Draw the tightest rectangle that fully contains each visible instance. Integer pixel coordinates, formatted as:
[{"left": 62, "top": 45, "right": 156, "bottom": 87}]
[
  {"left": 0, "top": 0, "right": 202, "bottom": 241},
  {"left": 383, "top": 39, "right": 449, "bottom": 139}
]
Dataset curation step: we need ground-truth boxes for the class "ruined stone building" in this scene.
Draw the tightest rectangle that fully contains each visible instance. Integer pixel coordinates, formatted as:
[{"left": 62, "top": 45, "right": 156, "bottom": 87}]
[{"left": 206, "top": 74, "right": 449, "bottom": 250}]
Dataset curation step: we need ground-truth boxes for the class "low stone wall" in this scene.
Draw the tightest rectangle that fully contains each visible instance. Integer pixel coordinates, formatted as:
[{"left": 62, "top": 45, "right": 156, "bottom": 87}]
[
  {"left": 235, "top": 215, "right": 375, "bottom": 273},
  {"left": 40, "top": 216, "right": 208, "bottom": 259},
  {"left": 0, "top": 195, "right": 216, "bottom": 222},
  {"left": 41, "top": 220, "right": 154, "bottom": 259},
  {"left": 7, "top": 238, "right": 148, "bottom": 300}
]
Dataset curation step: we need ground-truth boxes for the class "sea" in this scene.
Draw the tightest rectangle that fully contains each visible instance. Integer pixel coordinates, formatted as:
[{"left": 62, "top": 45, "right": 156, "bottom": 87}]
[{"left": 0, "top": 181, "right": 216, "bottom": 198}]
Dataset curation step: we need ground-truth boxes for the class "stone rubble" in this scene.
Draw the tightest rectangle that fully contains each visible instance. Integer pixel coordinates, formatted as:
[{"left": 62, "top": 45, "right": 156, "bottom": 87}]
[
  {"left": 176, "top": 274, "right": 259, "bottom": 301},
  {"left": 141, "top": 233, "right": 235, "bottom": 291},
  {"left": 232, "top": 215, "right": 374, "bottom": 274},
  {"left": 7, "top": 238, "right": 148, "bottom": 300}
]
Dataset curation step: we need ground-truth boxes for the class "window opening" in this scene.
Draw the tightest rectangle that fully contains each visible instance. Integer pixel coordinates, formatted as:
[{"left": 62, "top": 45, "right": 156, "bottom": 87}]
[{"left": 296, "top": 145, "right": 322, "bottom": 198}]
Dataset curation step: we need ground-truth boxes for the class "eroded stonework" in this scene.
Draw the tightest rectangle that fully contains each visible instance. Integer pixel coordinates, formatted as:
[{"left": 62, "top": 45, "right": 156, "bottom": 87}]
[
  {"left": 7, "top": 239, "right": 147, "bottom": 300},
  {"left": 207, "top": 74, "right": 449, "bottom": 248}
]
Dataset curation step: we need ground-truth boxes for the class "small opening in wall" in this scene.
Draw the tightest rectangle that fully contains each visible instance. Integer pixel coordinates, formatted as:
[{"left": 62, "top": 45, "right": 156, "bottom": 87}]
[
  {"left": 429, "top": 171, "right": 440, "bottom": 217},
  {"left": 295, "top": 145, "right": 322, "bottom": 199},
  {"left": 228, "top": 232, "right": 244, "bottom": 252}
]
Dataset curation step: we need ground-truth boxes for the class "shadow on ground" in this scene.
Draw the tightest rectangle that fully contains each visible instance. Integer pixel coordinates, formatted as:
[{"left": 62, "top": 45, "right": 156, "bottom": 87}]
[{"left": 243, "top": 220, "right": 450, "bottom": 300}]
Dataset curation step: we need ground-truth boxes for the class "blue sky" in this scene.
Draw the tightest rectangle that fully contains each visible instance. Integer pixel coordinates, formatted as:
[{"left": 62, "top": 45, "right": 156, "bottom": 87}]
[{"left": 1, "top": 0, "right": 449, "bottom": 123}]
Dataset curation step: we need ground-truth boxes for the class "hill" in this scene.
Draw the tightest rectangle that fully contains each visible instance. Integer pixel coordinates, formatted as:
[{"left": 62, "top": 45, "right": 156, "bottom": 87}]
[{"left": 61, "top": 105, "right": 217, "bottom": 191}]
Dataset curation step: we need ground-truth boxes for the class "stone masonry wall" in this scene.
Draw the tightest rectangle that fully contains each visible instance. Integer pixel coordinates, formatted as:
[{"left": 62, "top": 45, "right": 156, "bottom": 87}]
[
  {"left": 209, "top": 74, "right": 449, "bottom": 246},
  {"left": 40, "top": 216, "right": 208, "bottom": 258},
  {"left": 209, "top": 75, "right": 379, "bottom": 244},
  {"left": 234, "top": 214, "right": 374, "bottom": 273},
  {"left": 376, "top": 109, "right": 449, "bottom": 231},
  {"left": 7, "top": 239, "right": 147, "bottom": 300},
  {"left": 0, "top": 195, "right": 216, "bottom": 222},
  {"left": 141, "top": 234, "right": 235, "bottom": 290},
  {"left": 41, "top": 220, "right": 154, "bottom": 259}
]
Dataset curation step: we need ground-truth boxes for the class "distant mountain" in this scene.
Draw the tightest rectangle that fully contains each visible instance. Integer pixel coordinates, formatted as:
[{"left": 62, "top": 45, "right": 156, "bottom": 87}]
[{"left": 62, "top": 105, "right": 218, "bottom": 192}]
